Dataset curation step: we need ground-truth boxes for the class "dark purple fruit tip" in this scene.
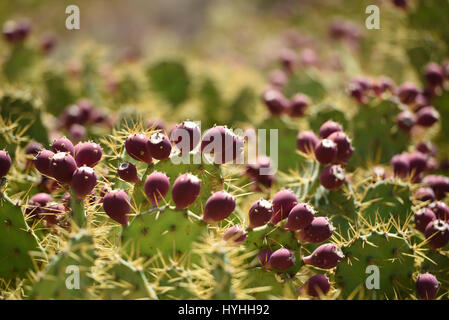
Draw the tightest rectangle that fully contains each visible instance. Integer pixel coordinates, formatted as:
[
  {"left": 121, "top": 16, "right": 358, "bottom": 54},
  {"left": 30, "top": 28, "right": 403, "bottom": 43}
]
[
  {"left": 74, "top": 141, "right": 102, "bottom": 167},
  {"left": 171, "top": 173, "right": 201, "bottom": 210},
  {"left": 223, "top": 225, "right": 247, "bottom": 243},
  {"left": 320, "top": 165, "right": 345, "bottom": 190},
  {"left": 144, "top": 171, "right": 170, "bottom": 207},
  {"left": 428, "top": 202, "right": 449, "bottom": 221},
  {"left": 416, "top": 273, "right": 439, "bottom": 300},
  {"left": 319, "top": 121, "right": 342, "bottom": 139},
  {"left": 303, "top": 243, "right": 344, "bottom": 269},
  {"left": 416, "top": 106, "right": 439, "bottom": 128},
  {"left": 49, "top": 152, "right": 77, "bottom": 184},
  {"left": 148, "top": 132, "right": 172, "bottom": 160},
  {"left": 298, "top": 217, "right": 334, "bottom": 243},
  {"left": 284, "top": 203, "right": 315, "bottom": 231},
  {"left": 0, "top": 150, "right": 12, "bottom": 178},
  {"left": 103, "top": 190, "right": 130, "bottom": 226},
  {"left": 424, "top": 219, "right": 449, "bottom": 249},
  {"left": 248, "top": 199, "right": 273, "bottom": 228},
  {"left": 423, "top": 175, "right": 449, "bottom": 200},
  {"left": 271, "top": 189, "right": 298, "bottom": 225},
  {"left": 391, "top": 154, "right": 410, "bottom": 178},
  {"left": 125, "top": 134, "right": 153, "bottom": 163},
  {"left": 258, "top": 250, "right": 274, "bottom": 269},
  {"left": 288, "top": 93, "right": 310, "bottom": 118},
  {"left": 117, "top": 162, "right": 139, "bottom": 183},
  {"left": 396, "top": 111, "right": 416, "bottom": 133},
  {"left": 262, "top": 88, "right": 289, "bottom": 116},
  {"left": 414, "top": 208, "right": 436, "bottom": 234},
  {"left": 203, "top": 191, "right": 236, "bottom": 223},
  {"left": 415, "top": 188, "right": 436, "bottom": 202},
  {"left": 398, "top": 82, "right": 419, "bottom": 105},
  {"left": 51, "top": 137, "right": 75, "bottom": 156},
  {"left": 297, "top": 131, "right": 319, "bottom": 155},
  {"left": 71, "top": 166, "right": 98, "bottom": 199},
  {"left": 314, "top": 139, "right": 337, "bottom": 165},
  {"left": 300, "top": 274, "right": 331, "bottom": 298},
  {"left": 327, "top": 131, "right": 353, "bottom": 164},
  {"left": 268, "top": 248, "right": 296, "bottom": 271},
  {"left": 34, "top": 149, "right": 54, "bottom": 177},
  {"left": 170, "top": 121, "right": 201, "bottom": 152}
]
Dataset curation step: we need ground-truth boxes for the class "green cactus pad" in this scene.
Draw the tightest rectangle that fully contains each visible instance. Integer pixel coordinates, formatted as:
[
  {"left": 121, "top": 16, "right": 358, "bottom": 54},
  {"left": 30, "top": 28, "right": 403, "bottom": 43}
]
[
  {"left": 335, "top": 231, "right": 415, "bottom": 299},
  {"left": 245, "top": 267, "right": 297, "bottom": 299},
  {"left": 27, "top": 230, "right": 97, "bottom": 299},
  {"left": 153, "top": 265, "right": 196, "bottom": 300},
  {"left": 360, "top": 180, "right": 412, "bottom": 227},
  {"left": 121, "top": 206, "right": 207, "bottom": 262},
  {"left": 0, "top": 193, "right": 44, "bottom": 279}
]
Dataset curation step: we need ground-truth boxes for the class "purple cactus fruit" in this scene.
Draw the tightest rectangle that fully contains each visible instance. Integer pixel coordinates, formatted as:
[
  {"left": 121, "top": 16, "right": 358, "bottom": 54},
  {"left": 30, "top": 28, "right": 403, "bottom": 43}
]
[
  {"left": 258, "top": 250, "right": 274, "bottom": 268},
  {"left": 144, "top": 172, "right": 170, "bottom": 206},
  {"left": 297, "top": 131, "right": 319, "bottom": 155},
  {"left": 0, "top": 150, "right": 12, "bottom": 178},
  {"left": 288, "top": 93, "right": 310, "bottom": 117},
  {"left": 51, "top": 137, "right": 75, "bottom": 156},
  {"left": 408, "top": 152, "right": 428, "bottom": 176},
  {"left": 314, "top": 139, "right": 338, "bottom": 165},
  {"left": 423, "top": 175, "right": 449, "bottom": 200},
  {"left": 201, "top": 126, "right": 243, "bottom": 164},
  {"left": 268, "top": 248, "right": 296, "bottom": 271},
  {"left": 25, "top": 142, "right": 43, "bottom": 158},
  {"left": 103, "top": 190, "right": 130, "bottom": 225},
  {"left": 245, "top": 156, "right": 271, "bottom": 178},
  {"left": 69, "top": 124, "right": 86, "bottom": 142},
  {"left": 396, "top": 111, "right": 416, "bottom": 133},
  {"left": 280, "top": 48, "right": 297, "bottom": 72},
  {"left": 49, "top": 152, "right": 77, "bottom": 184},
  {"left": 148, "top": 132, "right": 172, "bottom": 160},
  {"left": 125, "top": 134, "right": 153, "bottom": 163},
  {"left": 71, "top": 166, "right": 97, "bottom": 199},
  {"left": 415, "top": 187, "right": 436, "bottom": 202},
  {"left": 40, "top": 32, "right": 57, "bottom": 55},
  {"left": 40, "top": 202, "right": 66, "bottom": 226},
  {"left": 74, "top": 141, "right": 102, "bottom": 167},
  {"left": 415, "top": 208, "right": 436, "bottom": 234},
  {"left": 398, "top": 82, "right": 419, "bottom": 105},
  {"left": 424, "top": 220, "right": 449, "bottom": 249},
  {"left": 372, "top": 76, "right": 396, "bottom": 96},
  {"left": 117, "top": 162, "right": 139, "bottom": 183},
  {"left": 25, "top": 193, "right": 52, "bottom": 218},
  {"left": 391, "top": 154, "right": 410, "bottom": 178},
  {"left": 416, "top": 106, "right": 439, "bottom": 127},
  {"left": 416, "top": 273, "right": 439, "bottom": 300},
  {"left": 425, "top": 63, "right": 444, "bottom": 88},
  {"left": 261, "top": 88, "right": 289, "bottom": 116},
  {"left": 320, "top": 165, "right": 345, "bottom": 190},
  {"left": 393, "top": 0, "right": 408, "bottom": 9},
  {"left": 428, "top": 202, "right": 449, "bottom": 221},
  {"left": 300, "top": 274, "right": 331, "bottom": 297},
  {"left": 271, "top": 189, "right": 298, "bottom": 225},
  {"left": 319, "top": 120, "right": 343, "bottom": 139},
  {"left": 171, "top": 173, "right": 201, "bottom": 209},
  {"left": 34, "top": 150, "right": 54, "bottom": 177},
  {"left": 298, "top": 217, "right": 334, "bottom": 243},
  {"left": 303, "top": 243, "right": 344, "bottom": 269},
  {"left": 203, "top": 191, "right": 236, "bottom": 223},
  {"left": 327, "top": 131, "right": 354, "bottom": 164},
  {"left": 284, "top": 203, "right": 315, "bottom": 231},
  {"left": 417, "top": 142, "right": 438, "bottom": 156},
  {"left": 223, "top": 225, "right": 247, "bottom": 243},
  {"left": 170, "top": 121, "right": 201, "bottom": 152},
  {"left": 2, "top": 19, "right": 31, "bottom": 43},
  {"left": 248, "top": 199, "right": 273, "bottom": 228}
]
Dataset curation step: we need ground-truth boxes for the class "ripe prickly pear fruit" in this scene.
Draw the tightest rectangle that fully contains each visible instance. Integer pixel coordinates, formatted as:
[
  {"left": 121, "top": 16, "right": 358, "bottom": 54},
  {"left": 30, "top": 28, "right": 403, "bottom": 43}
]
[
  {"left": 303, "top": 243, "right": 344, "bottom": 269},
  {"left": 327, "top": 131, "right": 353, "bottom": 164},
  {"left": 428, "top": 202, "right": 449, "bottom": 221},
  {"left": 415, "top": 187, "right": 436, "bottom": 202},
  {"left": 423, "top": 175, "right": 449, "bottom": 200},
  {"left": 171, "top": 173, "right": 201, "bottom": 209},
  {"left": 296, "top": 131, "right": 319, "bottom": 155},
  {"left": 320, "top": 165, "right": 345, "bottom": 190},
  {"left": 25, "top": 192, "right": 52, "bottom": 217},
  {"left": 396, "top": 111, "right": 416, "bottom": 133},
  {"left": 117, "top": 162, "right": 139, "bottom": 183},
  {"left": 144, "top": 172, "right": 170, "bottom": 206},
  {"left": 0, "top": 150, "right": 12, "bottom": 178},
  {"left": 203, "top": 191, "right": 236, "bottom": 223},
  {"left": 298, "top": 217, "right": 334, "bottom": 243},
  {"left": 51, "top": 137, "right": 75, "bottom": 156},
  {"left": 391, "top": 154, "right": 409, "bottom": 178},
  {"left": 268, "top": 248, "right": 295, "bottom": 271},
  {"left": 25, "top": 142, "right": 43, "bottom": 158},
  {"left": 201, "top": 126, "right": 244, "bottom": 164},
  {"left": 271, "top": 189, "right": 298, "bottom": 225},
  {"left": 40, "top": 202, "right": 66, "bottom": 226},
  {"left": 170, "top": 121, "right": 201, "bottom": 152},
  {"left": 223, "top": 225, "right": 247, "bottom": 243},
  {"left": 74, "top": 141, "right": 102, "bottom": 167},
  {"left": 103, "top": 190, "right": 130, "bottom": 225},
  {"left": 417, "top": 141, "right": 438, "bottom": 156},
  {"left": 424, "top": 220, "right": 449, "bottom": 249},
  {"left": 414, "top": 208, "right": 436, "bottom": 234},
  {"left": 314, "top": 139, "right": 337, "bottom": 165},
  {"left": 50, "top": 152, "right": 77, "bottom": 184},
  {"left": 408, "top": 152, "right": 428, "bottom": 176},
  {"left": 258, "top": 250, "right": 274, "bottom": 268},
  {"left": 284, "top": 203, "right": 315, "bottom": 231},
  {"left": 245, "top": 156, "right": 271, "bottom": 178},
  {"left": 248, "top": 199, "right": 273, "bottom": 228},
  {"left": 299, "top": 274, "right": 331, "bottom": 298},
  {"left": 71, "top": 166, "right": 98, "bottom": 199},
  {"left": 288, "top": 93, "right": 310, "bottom": 117},
  {"left": 125, "top": 134, "right": 153, "bottom": 163},
  {"left": 425, "top": 63, "right": 444, "bottom": 88},
  {"left": 261, "top": 88, "right": 289, "bottom": 116},
  {"left": 319, "top": 120, "right": 342, "bottom": 139},
  {"left": 69, "top": 124, "right": 86, "bottom": 142},
  {"left": 416, "top": 273, "right": 439, "bottom": 300},
  {"left": 34, "top": 150, "right": 54, "bottom": 176},
  {"left": 416, "top": 106, "right": 439, "bottom": 127},
  {"left": 148, "top": 132, "right": 172, "bottom": 160},
  {"left": 397, "top": 82, "right": 419, "bottom": 105}
]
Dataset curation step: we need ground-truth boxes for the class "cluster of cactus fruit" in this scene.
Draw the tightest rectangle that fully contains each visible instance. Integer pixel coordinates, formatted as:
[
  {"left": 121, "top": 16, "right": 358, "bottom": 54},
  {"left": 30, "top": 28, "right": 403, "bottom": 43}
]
[{"left": 1, "top": 0, "right": 449, "bottom": 300}]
